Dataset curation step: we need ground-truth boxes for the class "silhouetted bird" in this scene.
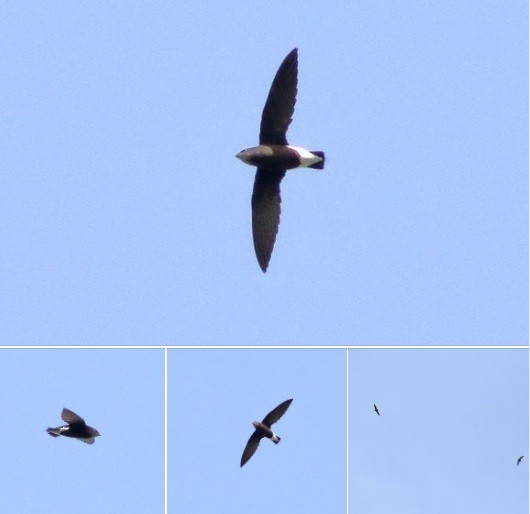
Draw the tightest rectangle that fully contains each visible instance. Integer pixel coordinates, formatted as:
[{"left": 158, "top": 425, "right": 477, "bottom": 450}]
[
  {"left": 374, "top": 404, "right": 380, "bottom": 416},
  {"left": 236, "top": 48, "right": 325, "bottom": 272},
  {"left": 240, "top": 399, "right": 293, "bottom": 467},
  {"left": 517, "top": 455, "right": 524, "bottom": 466},
  {"left": 47, "top": 408, "right": 101, "bottom": 444}
]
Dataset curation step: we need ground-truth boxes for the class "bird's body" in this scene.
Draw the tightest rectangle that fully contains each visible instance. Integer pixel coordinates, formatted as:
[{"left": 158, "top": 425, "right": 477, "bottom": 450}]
[
  {"left": 240, "top": 398, "right": 293, "bottom": 467},
  {"left": 236, "top": 48, "right": 324, "bottom": 272},
  {"left": 47, "top": 408, "right": 100, "bottom": 445},
  {"left": 517, "top": 455, "right": 524, "bottom": 466},
  {"left": 374, "top": 404, "right": 380, "bottom": 416}
]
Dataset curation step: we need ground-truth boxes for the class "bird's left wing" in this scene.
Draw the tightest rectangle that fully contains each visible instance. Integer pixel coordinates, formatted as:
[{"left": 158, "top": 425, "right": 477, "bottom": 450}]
[
  {"left": 61, "top": 408, "right": 86, "bottom": 425},
  {"left": 262, "top": 399, "right": 293, "bottom": 427},
  {"left": 259, "top": 48, "right": 298, "bottom": 145}
]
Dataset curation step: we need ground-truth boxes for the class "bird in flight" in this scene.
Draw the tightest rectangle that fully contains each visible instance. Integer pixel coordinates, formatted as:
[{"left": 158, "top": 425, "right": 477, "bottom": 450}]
[
  {"left": 517, "top": 455, "right": 524, "bottom": 466},
  {"left": 236, "top": 48, "right": 325, "bottom": 272},
  {"left": 374, "top": 404, "right": 380, "bottom": 416},
  {"left": 47, "top": 408, "right": 101, "bottom": 444},
  {"left": 240, "top": 399, "right": 293, "bottom": 467}
]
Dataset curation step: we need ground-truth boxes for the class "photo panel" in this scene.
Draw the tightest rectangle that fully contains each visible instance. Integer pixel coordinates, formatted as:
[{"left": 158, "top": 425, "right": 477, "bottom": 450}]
[
  {"left": 0, "top": 348, "right": 165, "bottom": 513},
  {"left": 169, "top": 348, "right": 346, "bottom": 513},
  {"left": 0, "top": 2, "right": 526, "bottom": 346},
  {"left": 348, "top": 348, "right": 528, "bottom": 514}
]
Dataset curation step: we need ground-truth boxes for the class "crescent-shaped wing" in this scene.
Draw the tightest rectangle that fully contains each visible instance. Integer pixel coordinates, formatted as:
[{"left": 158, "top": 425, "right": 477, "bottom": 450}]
[
  {"left": 262, "top": 399, "right": 293, "bottom": 427},
  {"left": 259, "top": 48, "right": 298, "bottom": 145},
  {"left": 240, "top": 431, "right": 263, "bottom": 467},
  {"left": 61, "top": 408, "right": 86, "bottom": 426},
  {"left": 252, "top": 167, "right": 286, "bottom": 272}
]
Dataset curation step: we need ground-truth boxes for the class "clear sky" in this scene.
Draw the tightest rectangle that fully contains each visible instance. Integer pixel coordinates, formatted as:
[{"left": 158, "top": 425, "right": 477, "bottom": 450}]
[
  {"left": 349, "top": 348, "right": 528, "bottom": 514},
  {"left": 0, "top": 349, "right": 164, "bottom": 513},
  {"left": 0, "top": 1, "right": 527, "bottom": 345},
  {"left": 0, "top": 348, "right": 526, "bottom": 513},
  {"left": 169, "top": 349, "right": 346, "bottom": 513}
]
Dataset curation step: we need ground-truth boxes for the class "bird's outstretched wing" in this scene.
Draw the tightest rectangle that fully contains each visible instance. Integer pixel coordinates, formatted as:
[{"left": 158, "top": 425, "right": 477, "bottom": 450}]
[
  {"left": 259, "top": 48, "right": 298, "bottom": 145},
  {"left": 252, "top": 167, "right": 286, "bottom": 272},
  {"left": 241, "top": 431, "right": 263, "bottom": 467},
  {"left": 78, "top": 437, "right": 96, "bottom": 445},
  {"left": 262, "top": 399, "right": 293, "bottom": 427},
  {"left": 61, "top": 408, "right": 86, "bottom": 426}
]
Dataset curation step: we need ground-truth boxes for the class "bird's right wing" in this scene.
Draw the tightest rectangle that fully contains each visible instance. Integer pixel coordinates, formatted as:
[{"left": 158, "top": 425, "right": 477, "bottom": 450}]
[
  {"left": 252, "top": 167, "right": 286, "bottom": 272},
  {"left": 240, "top": 431, "right": 262, "bottom": 467},
  {"left": 61, "top": 408, "right": 86, "bottom": 425},
  {"left": 78, "top": 437, "right": 96, "bottom": 445}
]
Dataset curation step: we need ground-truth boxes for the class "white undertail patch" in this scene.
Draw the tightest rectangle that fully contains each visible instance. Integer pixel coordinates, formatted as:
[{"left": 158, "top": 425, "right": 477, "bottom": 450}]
[{"left": 287, "top": 145, "right": 323, "bottom": 168}]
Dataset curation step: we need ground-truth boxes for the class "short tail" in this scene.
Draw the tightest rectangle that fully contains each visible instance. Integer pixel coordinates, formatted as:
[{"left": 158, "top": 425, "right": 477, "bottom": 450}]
[
  {"left": 308, "top": 151, "right": 325, "bottom": 170},
  {"left": 272, "top": 436, "right": 281, "bottom": 444},
  {"left": 47, "top": 428, "right": 60, "bottom": 437}
]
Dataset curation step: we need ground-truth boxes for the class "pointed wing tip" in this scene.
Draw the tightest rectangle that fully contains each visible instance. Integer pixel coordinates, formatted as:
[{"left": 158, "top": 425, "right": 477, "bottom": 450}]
[{"left": 258, "top": 259, "right": 269, "bottom": 272}]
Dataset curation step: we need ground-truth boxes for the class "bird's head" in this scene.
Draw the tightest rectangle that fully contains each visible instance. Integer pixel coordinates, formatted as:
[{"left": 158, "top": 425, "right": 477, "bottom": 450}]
[{"left": 236, "top": 148, "right": 254, "bottom": 165}]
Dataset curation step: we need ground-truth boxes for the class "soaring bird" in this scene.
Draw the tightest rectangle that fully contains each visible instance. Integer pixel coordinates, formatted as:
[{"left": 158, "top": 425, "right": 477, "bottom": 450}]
[
  {"left": 240, "top": 399, "right": 293, "bottom": 467},
  {"left": 47, "top": 408, "right": 101, "bottom": 444},
  {"left": 374, "top": 404, "right": 380, "bottom": 416},
  {"left": 517, "top": 455, "right": 524, "bottom": 466},
  {"left": 236, "top": 48, "right": 325, "bottom": 272}
]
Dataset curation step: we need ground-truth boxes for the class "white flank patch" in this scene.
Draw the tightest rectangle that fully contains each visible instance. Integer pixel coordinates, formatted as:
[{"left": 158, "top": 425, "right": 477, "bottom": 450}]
[
  {"left": 287, "top": 145, "right": 322, "bottom": 168},
  {"left": 271, "top": 432, "right": 280, "bottom": 443}
]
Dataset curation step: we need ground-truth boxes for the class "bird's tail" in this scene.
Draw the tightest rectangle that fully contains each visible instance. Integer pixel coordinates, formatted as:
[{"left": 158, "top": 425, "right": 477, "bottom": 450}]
[
  {"left": 308, "top": 151, "right": 325, "bottom": 170},
  {"left": 272, "top": 435, "right": 281, "bottom": 444},
  {"left": 47, "top": 428, "right": 60, "bottom": 437}
]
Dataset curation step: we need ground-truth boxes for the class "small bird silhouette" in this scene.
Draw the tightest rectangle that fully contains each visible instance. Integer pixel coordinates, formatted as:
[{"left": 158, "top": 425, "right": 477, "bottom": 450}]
[
  {"left": 47, "top": 408, "right": 101, "bottom": 444},
  {"left": 517, "top": 455, "right": 524, "bottom": 466},
  {"left": 374, "top": 404, "right": 380, "bottom": 416},
  {"left": 240, "top": 399, "right": 293, "bottom": 467},
  {"left": 236, "top": 48, "right": 325, "bottom": 272}
]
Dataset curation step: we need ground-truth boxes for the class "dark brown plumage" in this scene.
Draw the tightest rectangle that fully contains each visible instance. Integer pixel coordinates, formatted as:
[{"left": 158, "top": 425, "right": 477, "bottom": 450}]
[
  {"left": 374, "top": 404, "right": 380, "bottom": 416},
  {"left": 236, "top": 48, "right": 325, "bottom": 272},
  {"left": 47, "top": 408, "right": 101, "bottom": 444},
  {"left": 240, "top": 398, "right": 293, "bottom": 467}
]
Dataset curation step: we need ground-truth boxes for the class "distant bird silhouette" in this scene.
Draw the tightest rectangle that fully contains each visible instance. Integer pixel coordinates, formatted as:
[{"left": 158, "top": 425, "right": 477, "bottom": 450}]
[
  {"left": 374, "top": 404, "right": 380, "bottom": 416},
  {"left": 236, "top": 48, "right": 325, "bottom": 272},
  {"left": 517, "top": 455, "right": 524, "bottom": 466},
  {"left": 47, "top": 408, "right": 100, "bottom": 444},
  {"left": 240, "top": 399, "right": 292, "bottom": 467}
]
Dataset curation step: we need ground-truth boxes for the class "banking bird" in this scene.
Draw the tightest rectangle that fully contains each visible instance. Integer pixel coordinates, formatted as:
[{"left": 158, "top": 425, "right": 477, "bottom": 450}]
[
  {"left": 517, "top": 455, "right": 524, "bottom": 466},
  {"left": 240, "top": 398, "right": 293, "bottom": 467},
  {"left": 47, "top": 408, "right": 101, "bottom": 444},
  {"left": 374, "top": 404, "right": 380, "bottom": 416},
  {"left": 236, "top": 48, "right": 325, "bottom": 272}
]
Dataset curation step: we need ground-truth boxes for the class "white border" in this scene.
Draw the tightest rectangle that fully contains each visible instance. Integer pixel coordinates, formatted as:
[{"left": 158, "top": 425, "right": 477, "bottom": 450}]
[{"left": 0, "top": 345, "right": 526, "bottom": 349}]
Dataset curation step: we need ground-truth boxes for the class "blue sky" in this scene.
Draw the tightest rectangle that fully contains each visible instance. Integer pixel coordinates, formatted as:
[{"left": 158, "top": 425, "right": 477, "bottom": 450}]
[
  {"left": 0, "top": 347, "right": 526, "bottom": 513},
  {"left": 349, "top": 348, "right": 528, "bottom": 514},
  {"left": 169, "top": 349, "right": 346, "bottom": 513},
  {"left": 0, "top": 349, "right": 164, "bottom": 513},
  {"left": 0, "top": 1, "right": 527, "bottom": 345}
]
